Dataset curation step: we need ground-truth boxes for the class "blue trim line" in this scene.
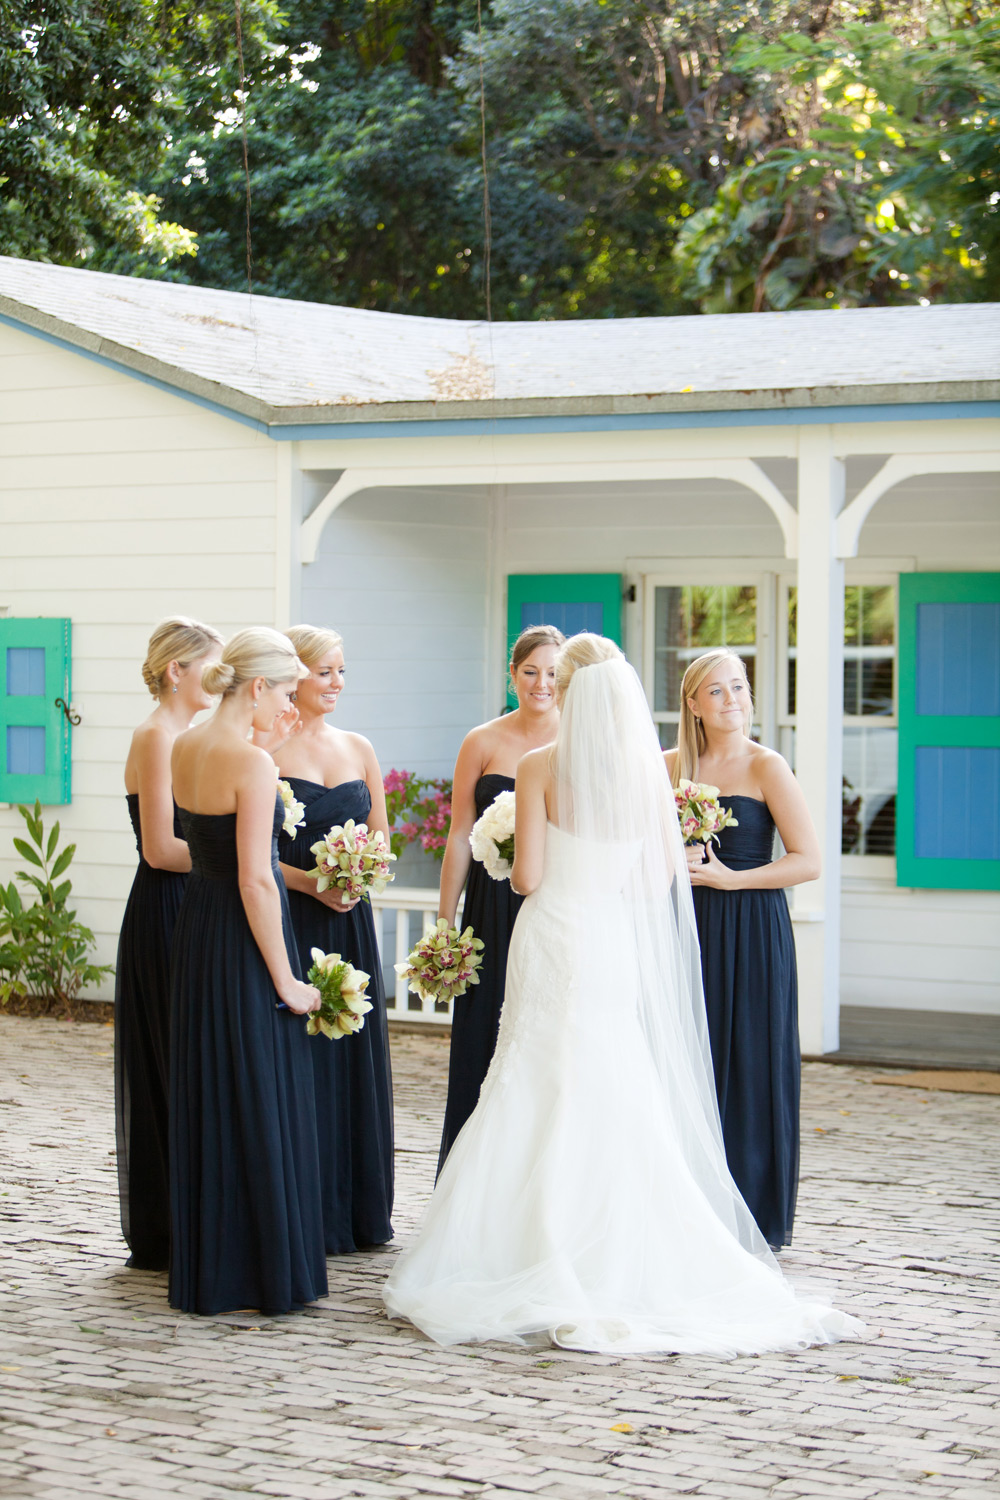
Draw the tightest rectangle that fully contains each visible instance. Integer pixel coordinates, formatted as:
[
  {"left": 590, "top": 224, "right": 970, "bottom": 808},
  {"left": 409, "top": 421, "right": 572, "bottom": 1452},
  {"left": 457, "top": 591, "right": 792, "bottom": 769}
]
[
  {"left": 269, "top": 401, "right": 1000, "bottom": 440},
  {"left": 3, "top": 309, "right": 998, "bottom": 440}
]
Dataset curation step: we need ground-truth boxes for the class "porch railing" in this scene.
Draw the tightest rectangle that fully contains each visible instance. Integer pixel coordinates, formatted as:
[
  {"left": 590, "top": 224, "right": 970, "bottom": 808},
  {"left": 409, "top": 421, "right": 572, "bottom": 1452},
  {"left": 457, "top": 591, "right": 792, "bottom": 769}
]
[{"left": 371, "top": 885, "right": 459, "bottom": 1025}]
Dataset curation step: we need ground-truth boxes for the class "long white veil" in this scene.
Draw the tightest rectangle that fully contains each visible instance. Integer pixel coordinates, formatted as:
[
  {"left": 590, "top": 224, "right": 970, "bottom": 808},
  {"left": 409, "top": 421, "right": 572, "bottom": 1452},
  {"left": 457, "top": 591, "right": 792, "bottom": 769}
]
[{"left": 552, "top": 652, "right": 774, "bottom": 1263}]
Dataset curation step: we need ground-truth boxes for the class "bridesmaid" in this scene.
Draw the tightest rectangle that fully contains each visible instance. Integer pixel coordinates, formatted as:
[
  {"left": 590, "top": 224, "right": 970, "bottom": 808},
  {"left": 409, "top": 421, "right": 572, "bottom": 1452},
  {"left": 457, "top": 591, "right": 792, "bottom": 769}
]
[
  {"left": 664, "top": 649, "right": 820, "bottom": 1249},
  {"left": 436, "top": 624, "right": 565, "bottom": 1172},
  {"left": 270, "top": 624, "right": 394, "bottom": 1256},
  {"left": 116, "top": 615, "right": 222, "bottom": 1270},
  {"left": 169, "top": 628, "right": 327, "bottom": 1315}
]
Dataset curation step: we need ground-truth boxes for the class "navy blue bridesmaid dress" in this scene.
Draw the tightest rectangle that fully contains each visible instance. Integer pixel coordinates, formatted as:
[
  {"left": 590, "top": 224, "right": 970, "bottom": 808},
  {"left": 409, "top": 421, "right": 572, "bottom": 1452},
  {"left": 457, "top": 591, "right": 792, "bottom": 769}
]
[
  {"left": 279, "top": 778, "right": 394, "bottom": 1255},
  {"left": 114, "top": 794, "right": 185, "bottom": 1271},
  {"left": 437, "top": 773, "right": 525, "bottom": 1174},
  {"left": 692, "top": 795, "right": 800, "bottom": 1249},
  {"left": 169, "top": 796, "right": 328, "bottom": 1315}
]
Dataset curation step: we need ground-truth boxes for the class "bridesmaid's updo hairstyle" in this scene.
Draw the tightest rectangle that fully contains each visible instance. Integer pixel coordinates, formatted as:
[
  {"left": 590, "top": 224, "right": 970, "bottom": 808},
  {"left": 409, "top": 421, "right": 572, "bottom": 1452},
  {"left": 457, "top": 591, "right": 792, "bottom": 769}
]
[
  {"left": 672, "top": 650, "right": 753, "bottom": 787},
  {"left": 141, "top": 616, "right": 224, "bottom": 697},
  {"left": 284, "top": 624, "right": 343, "bottom": 668},
  {"left": 553, "top": 633, "right": 622, "bottom": 699},
  {"left": 509, "top": 624, "right": 566, "bottom": 681},
  {"left": 201, "top": 627, "right": 308, "bottom": 698}
]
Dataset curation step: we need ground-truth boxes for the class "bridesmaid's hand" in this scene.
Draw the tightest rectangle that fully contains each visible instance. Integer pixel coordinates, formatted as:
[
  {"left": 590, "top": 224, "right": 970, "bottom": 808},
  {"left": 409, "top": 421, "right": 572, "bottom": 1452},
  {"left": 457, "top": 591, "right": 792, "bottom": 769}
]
[
  {"left": 281, "top": 979, "right": 322, "bottom": 1015},
  {"left": 311, "top": 885, "right": 361, "bottom": 914},
  {"left": 687, "top": 842, "right": 738, "bottom": 889},
  {"left": 252, "top": 703, "right": 302, "bottom": 752}
]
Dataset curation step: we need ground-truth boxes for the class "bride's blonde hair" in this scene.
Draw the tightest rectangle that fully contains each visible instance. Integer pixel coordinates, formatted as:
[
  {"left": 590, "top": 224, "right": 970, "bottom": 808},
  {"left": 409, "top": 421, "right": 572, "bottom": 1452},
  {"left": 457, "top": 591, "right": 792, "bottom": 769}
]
[
  {"left": 554, "top": 633, "right": 622, "bottom": 698},
  {"left": 671, "top": 650, "right": 753, "bottom": 786}
]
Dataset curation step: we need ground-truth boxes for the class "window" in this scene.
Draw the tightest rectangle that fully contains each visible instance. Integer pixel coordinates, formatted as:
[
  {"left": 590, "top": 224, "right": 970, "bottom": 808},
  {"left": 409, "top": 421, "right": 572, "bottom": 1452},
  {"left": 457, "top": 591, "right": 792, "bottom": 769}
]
[
  {"left": 897, "top": 574, "right": 1000, "bottom": 890},
  {"left": 784, "top": 583, "right": 897, "bottom": 857},
  {"left": 0, "top": 618, "right": 73, "bottom": 805},
  {"left": 650, "top": 584, "right": 758, "bottom": 749}
]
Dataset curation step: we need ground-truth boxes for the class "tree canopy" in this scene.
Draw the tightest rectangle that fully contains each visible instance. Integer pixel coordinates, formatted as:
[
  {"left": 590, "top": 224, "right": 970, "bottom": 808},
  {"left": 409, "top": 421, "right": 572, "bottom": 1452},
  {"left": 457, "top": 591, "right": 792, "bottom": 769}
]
[{"left": 1, "top": 0, "right": 997, "bottom": 316}]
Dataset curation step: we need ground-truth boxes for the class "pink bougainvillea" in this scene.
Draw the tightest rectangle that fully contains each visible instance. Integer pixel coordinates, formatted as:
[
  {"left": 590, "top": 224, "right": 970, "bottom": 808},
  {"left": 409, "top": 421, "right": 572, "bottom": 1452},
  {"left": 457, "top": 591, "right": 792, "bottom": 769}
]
[{"left": 383, "top": 770, "right": 453, "bottom": 862}]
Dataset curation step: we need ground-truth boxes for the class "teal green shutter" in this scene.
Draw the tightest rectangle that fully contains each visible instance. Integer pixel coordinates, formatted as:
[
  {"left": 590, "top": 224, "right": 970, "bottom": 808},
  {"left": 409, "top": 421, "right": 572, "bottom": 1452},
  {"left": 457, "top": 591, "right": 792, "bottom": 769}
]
[
  {"left": 0, "top": 618, "right": 73, "bottom": 805},
  {"left": 506, "top": 574, "right": 623, "bottom": 708},
  {"left": 897, "top": 574, "right": 1000, "bottom": 889}
]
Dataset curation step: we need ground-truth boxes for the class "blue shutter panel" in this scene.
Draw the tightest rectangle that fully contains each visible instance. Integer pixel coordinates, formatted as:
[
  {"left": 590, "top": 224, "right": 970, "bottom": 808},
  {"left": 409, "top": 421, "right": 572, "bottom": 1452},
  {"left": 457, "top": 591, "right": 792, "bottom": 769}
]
[{"left": 898, "top": 577, "right": 1000, "bottom": 890}]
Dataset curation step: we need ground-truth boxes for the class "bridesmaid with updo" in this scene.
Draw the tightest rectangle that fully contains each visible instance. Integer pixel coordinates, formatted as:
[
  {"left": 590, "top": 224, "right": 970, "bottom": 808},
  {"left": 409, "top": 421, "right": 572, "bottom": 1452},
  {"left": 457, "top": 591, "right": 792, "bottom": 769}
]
[
  {"left": 169, "top": 628, "right": 327, "bottom": 1316},
  {"left": 270, "top": 624, "right": 395, "bottom": 1255},
  {"left": 436, "top": 623, "right": 565, "bottom": 1172},
  {"left": 116, "top": 615, "right": 222, "bottom": 1271}
]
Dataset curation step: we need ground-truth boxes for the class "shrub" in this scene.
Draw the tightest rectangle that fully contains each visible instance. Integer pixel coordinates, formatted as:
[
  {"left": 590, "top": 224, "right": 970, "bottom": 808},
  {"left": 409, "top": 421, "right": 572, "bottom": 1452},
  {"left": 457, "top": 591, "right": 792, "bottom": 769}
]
[
  {"left": 0, "top": 801, "right": 113, "bottom": 1015},
  {"left": 384, "top": 770, "right": 453, "bottom": 862}
]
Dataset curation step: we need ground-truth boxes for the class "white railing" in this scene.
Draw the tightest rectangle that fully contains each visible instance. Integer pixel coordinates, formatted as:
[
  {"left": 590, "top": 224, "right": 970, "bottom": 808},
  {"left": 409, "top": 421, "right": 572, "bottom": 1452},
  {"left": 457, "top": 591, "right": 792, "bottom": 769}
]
[{"left": 371, "top": 885, "right": 460, "bottom": 1026}]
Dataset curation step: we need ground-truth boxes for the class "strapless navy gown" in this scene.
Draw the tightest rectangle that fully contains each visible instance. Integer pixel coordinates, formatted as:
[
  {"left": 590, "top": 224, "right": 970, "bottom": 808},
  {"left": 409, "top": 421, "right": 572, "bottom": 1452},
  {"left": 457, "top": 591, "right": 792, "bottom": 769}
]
[
  {"left": 692, "top": 796, "right": 800, "bottom": 1249},
  {"left": 169, "top": 797, "right": 328, "bottom": 1315},
  {"left": 438, "top": 774, "right": 525, "bottom": 1174},
  {"left": 278, "top": 778, "right": 394, "bottom": 1255},
  {"left": 114, "top": 795, "right": 185, "bottom": 1271}
]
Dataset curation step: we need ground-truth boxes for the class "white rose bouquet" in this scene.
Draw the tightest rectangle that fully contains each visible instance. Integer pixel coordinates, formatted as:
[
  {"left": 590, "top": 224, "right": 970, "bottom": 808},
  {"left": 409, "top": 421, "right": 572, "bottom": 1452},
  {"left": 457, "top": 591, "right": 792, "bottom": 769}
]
[
  {"left": 469, "top": 789, "right": 516, "bottom": 881},
  {"left": 277, "top": 779, "right": 306, "bottom": 838},
  {"left": 395, "top": 919, "right": 484, "bottom": 1006},
  {"left": 308, "top": 819, "right": 397, "bottom": 900},
  {"left": 674, "top": 779, "right": 739, "bottom": 846},
  {"left": 306, "top": 947, "right": 373, "bottom": 1039}
]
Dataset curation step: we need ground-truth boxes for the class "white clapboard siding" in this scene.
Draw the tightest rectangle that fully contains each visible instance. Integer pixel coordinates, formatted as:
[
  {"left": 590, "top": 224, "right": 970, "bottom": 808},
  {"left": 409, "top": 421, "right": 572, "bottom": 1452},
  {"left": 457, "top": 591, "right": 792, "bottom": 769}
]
[
  {"left": 842, "top": 882, "right": 1000, "bottom": 1014},
  {"left": 0, "top": 323, "right": 279, "bottom": 999},
  {"left": 858, "top": 472, "right": 1000, "bottom": 564},
  {"left": 301, "top": 487, "right": 489, "bottom": 778}
]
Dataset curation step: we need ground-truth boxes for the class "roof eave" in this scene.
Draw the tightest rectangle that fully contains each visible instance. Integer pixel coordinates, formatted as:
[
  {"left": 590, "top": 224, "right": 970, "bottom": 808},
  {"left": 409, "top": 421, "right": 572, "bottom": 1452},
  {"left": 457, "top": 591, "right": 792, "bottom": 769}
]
[{"left": 3, "top": 292, "right": 997, "bottom": 430}]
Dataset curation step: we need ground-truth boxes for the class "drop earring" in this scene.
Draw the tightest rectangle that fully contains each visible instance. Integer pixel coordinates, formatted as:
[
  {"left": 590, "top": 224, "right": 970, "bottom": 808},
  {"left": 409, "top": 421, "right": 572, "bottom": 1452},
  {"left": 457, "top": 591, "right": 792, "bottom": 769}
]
[{"left": 172, "top": 685, "right": 177, "bottom": 693}]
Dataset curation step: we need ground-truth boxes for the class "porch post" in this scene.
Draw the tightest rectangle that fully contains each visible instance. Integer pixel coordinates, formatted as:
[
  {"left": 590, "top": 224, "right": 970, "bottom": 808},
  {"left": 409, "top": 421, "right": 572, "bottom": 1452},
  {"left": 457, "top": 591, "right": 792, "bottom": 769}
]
[{"left": 794, "top": 428, "right": 845, "bottom": 1054}]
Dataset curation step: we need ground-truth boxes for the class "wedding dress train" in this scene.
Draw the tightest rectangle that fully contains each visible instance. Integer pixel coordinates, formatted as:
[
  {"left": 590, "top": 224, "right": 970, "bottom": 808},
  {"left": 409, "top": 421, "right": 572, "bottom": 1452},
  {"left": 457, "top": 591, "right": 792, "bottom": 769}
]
[{"left": 383, "top": 655, "right": 863, "bottom": 1356}]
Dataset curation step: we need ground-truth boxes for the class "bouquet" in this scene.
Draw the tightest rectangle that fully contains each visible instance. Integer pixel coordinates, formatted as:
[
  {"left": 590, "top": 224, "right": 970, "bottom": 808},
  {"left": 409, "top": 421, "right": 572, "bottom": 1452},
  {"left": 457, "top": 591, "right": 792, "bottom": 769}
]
[
  {"left": 308, "top": 819, "right": 396, "bottom": 900},
  {"left": 306, "top": 947, "right": 373, "bottom": 1039},
  {"left": 469, "top": 790, "right": 516, "bottom": 880},
  {"left": 277, "top": 779, "right": 305, "bottom": 838},
  {"left": 395, "top": 919, "right": 484, "bottom": 1006},
  {"left": 674, "top": 779, "right": 739, "bottom": 846}
]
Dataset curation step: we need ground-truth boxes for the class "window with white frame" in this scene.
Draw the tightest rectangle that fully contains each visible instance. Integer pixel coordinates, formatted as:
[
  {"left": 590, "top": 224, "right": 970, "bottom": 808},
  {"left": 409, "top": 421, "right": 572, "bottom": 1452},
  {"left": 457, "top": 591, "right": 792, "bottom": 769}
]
[
  {"left": 781, "top": 580, "right": 897, "bottom": 857},
  {"left": 648, "top": 583, "right": 760, "bottom": 750},
  {"left": 644, "top": 569, "right": 898, "bottom": 862}
]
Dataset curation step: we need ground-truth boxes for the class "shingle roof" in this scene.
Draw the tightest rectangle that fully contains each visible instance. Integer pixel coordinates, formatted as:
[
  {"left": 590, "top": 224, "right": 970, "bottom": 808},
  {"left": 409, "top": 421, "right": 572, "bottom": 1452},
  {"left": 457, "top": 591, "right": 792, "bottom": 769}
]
[{"left": 0, "top": 255, "right": 996, "bottom": 427}]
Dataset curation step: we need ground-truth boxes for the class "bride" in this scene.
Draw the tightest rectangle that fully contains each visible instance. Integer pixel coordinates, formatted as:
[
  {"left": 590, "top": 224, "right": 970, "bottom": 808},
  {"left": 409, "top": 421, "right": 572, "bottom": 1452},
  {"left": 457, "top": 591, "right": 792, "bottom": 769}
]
[{"left": 383, "top": 634, "right": 863, "bottom": 1355}]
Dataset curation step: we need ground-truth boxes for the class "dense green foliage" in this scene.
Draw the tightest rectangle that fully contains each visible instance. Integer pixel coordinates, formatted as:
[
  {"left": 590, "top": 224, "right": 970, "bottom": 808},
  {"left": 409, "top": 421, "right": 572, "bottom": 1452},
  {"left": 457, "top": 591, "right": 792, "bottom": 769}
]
[{"left": 2, "top": 0, "right": 997, "bottom": 314}]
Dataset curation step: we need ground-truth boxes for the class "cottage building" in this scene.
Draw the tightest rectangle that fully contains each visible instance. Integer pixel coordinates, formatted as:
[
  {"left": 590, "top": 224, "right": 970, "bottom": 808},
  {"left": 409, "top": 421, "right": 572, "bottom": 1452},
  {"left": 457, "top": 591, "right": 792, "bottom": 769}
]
[{"left": 1, "top": 256, "right": 997, "bottom": 1054}]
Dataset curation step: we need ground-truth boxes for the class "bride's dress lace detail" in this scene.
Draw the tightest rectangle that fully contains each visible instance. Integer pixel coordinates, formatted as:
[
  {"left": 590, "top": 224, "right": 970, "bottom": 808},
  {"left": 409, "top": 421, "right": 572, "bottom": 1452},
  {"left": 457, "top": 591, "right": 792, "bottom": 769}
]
[{"left": 383, "top": 659, "right": 865, "bottom": 1357}]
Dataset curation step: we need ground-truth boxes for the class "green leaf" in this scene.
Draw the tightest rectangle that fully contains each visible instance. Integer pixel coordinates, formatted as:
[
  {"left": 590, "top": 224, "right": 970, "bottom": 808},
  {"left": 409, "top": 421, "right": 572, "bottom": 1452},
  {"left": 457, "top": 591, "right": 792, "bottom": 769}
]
[
  {"left": 50, "top": 845, "right": 76, "bottom": 880},
  {"left": 13, "top": 839, "right": 43, "bottom": 869},
  {"left": 46, "top": 823, "right": 60, "bottom": 862},
  {"left": 54, "top": 882, "right": 72, "bottom": 906}
]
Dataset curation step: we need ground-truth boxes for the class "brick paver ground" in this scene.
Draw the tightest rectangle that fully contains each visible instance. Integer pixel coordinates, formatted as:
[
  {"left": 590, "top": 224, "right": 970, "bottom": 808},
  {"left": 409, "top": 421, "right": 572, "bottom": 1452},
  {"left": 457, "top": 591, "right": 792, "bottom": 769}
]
[{"left": 1, "top": 1014, "right": 998, "bottom": 1500}]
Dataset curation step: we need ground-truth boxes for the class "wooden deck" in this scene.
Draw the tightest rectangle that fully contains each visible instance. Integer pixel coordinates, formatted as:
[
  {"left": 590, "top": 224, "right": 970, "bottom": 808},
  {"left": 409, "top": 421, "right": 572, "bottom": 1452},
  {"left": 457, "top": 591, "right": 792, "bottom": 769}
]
[{"left": 815, "top": 1005, "right": 1000, "bottom": 1071}]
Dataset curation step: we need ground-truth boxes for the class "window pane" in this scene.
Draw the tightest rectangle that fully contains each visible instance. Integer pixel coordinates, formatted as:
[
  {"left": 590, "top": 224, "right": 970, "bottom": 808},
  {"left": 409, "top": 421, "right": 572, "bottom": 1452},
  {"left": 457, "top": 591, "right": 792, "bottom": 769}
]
[
  {"left": 787, "top": 656, "right": 797, "bottom": 718},
  {"left": 688, "top": 587, "right": 721, "bottom": 648},
  {"left": 843, "top": 726, "right": 897, "bottom": 856},
  {"left": 843, "top": 658, "right": 859, "bottom": 716},
  {"left": 844, "top": 586, "right": 861, "bottom": 645},
  {"left": 6, "top": 647, "right": 45, "bottom": 697},
  {"left": 861, "top": 585, "right": 895, "bottom": 646},
  {"left": 787, "top": 587, "right": 797, "bottom": 649},
  {"left": 723, "top": 586, "right": 757, "bottom": 646},
  {"left": 861, "top": 658, "right": 894, "bottom": 716}
]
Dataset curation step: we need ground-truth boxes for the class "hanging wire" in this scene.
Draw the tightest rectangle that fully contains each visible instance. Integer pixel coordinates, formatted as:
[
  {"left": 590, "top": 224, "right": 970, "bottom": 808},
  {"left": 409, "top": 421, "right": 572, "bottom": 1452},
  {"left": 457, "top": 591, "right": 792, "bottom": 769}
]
[
  {"left": 476, "top": 0, "right": 493, "bottom": 326},
  {"left": 234, "top": 0, "right": 253, "bottom": 296}
]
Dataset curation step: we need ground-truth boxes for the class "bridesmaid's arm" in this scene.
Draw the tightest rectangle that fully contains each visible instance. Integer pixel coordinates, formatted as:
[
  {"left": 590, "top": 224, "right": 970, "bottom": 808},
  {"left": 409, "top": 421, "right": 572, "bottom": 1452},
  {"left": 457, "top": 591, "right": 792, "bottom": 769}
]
[
  {"left": 133, "top": 727, "right": 191, "bottom": 873},
  {"left": 278, "top": 860, "right": 359, "bottom": 912},
  {"left": 437, "top": 728, "right": 484, "bottom": 925},
  {"left": 358, "top": 735, "right": 391, "bottom": 843},
  {"left": 510, "top": 750, "right": 548, "bottom": 897},
  {"left": 689, "top": 752, "right": 821, "bottom": 892},
  {"left": 236, "top": 754, "right": 320, "bottom": 1015}
]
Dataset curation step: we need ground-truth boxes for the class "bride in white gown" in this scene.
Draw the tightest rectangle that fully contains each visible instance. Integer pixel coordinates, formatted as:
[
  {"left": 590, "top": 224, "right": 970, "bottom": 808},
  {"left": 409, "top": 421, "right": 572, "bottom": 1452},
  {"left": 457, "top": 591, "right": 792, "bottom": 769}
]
[{"left": 383, "top": 634, "right": 863, "bottom": 1356}]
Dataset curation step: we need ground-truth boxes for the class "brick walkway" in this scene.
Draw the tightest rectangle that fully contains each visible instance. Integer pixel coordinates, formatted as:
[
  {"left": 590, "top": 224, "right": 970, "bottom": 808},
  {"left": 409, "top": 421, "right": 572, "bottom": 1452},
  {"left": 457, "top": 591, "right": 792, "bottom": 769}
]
[{"left": 1, "top": 1014, "right": 998, "bottom": 1500}]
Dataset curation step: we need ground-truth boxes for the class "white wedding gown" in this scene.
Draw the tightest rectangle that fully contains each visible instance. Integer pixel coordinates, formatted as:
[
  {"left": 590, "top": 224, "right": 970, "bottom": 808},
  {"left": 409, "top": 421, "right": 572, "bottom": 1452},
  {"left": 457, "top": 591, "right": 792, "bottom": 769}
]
[{"left": 384, "top": 820, "right": 864, "bottom": 1356}]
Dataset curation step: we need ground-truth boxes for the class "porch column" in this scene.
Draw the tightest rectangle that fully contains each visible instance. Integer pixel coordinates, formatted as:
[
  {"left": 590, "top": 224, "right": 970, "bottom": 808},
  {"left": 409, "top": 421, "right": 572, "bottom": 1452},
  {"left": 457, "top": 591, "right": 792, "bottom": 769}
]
[{"left": 794, "top": 428, "right": 845, "bottom": 1054}]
